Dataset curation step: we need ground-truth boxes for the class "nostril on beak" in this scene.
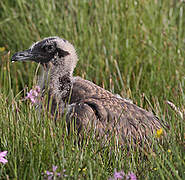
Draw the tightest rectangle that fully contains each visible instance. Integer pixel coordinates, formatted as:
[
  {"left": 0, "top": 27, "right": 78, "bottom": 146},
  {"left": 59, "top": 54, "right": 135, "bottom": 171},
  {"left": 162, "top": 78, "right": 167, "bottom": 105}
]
[{"left": 18, "top": 52, "right": 27, "bottom": 56}]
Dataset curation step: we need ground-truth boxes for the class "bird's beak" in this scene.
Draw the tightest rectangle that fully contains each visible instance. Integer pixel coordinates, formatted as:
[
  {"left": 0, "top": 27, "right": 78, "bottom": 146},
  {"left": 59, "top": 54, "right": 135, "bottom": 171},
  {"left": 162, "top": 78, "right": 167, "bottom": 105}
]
[{"left": 11, "top": 49, "right": 34, "bottom": 62}]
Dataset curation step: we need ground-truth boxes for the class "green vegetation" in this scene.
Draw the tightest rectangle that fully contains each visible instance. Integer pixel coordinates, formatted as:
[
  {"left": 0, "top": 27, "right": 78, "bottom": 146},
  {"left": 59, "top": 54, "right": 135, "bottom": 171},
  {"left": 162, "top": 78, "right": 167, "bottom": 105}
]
[{"left": 0, "top": 0, "right": 184, "bottom": 179}]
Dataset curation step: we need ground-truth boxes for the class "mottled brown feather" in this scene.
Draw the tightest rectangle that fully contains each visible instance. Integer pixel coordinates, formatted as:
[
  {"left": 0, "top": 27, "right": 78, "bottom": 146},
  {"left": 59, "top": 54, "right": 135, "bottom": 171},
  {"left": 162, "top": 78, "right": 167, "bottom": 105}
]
[{"left": 64, "top": 76, "right": 164, "bottom": 145}]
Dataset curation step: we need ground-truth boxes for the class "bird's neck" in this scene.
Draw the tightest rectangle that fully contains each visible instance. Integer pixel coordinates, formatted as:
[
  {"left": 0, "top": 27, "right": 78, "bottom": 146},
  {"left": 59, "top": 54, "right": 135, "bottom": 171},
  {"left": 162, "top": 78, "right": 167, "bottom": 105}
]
[
  {"left": 51, "top": 71, "right": 72, "bottom": 102},
  {"left": 39, "top": 66, "right": 72, "bottom": 103}
]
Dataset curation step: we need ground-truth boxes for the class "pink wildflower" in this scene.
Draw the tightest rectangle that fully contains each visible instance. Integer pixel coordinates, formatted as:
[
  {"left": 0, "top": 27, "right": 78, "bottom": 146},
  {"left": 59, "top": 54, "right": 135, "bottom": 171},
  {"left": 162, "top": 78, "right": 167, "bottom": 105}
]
[
  {"left": 126, "top": 172, "right": 137, "bottom": 180},
  {"left": 0, "top": 151, "right": 8, "bottom": 164},
  {"left": 26, "top": 86, "right": 41, "bottom": 104}
]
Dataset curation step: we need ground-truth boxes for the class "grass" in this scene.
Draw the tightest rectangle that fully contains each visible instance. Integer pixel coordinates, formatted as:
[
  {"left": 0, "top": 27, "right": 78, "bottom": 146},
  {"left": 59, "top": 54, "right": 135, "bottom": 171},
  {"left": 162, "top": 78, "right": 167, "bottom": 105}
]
[{"left": 0, "top": 0, "right": 184, "bottom": 179}]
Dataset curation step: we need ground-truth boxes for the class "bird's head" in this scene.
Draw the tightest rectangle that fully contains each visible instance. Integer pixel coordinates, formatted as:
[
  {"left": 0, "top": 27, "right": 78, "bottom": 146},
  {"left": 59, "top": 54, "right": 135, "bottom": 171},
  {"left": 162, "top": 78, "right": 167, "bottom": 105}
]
[{"left": 11, "top": 37, "right": 78, "bottom": 74}]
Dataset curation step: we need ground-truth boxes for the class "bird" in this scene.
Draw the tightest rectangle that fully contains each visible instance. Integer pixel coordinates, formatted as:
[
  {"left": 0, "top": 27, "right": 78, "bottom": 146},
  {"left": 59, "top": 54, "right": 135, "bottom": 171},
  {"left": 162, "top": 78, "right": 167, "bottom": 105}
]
[{"left": 11, "top": 36, "right": 166, "bottom": 145}]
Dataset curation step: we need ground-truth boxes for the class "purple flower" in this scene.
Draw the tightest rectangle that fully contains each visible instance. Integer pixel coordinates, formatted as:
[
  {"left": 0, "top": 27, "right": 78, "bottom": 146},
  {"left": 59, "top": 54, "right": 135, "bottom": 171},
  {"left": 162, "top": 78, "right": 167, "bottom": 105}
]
[
  {"left": 44, "top": 165, "right": 62, "bottom": 180},
  {"left": 114, "top": 171, "right": 125, "bottom": 179},
  {"left": 109, "top": 170, "right": 137, "bottom": 180},
  {"left": 0, "top": 151, "right": 8, "bottom": 164},
  {"left": 109, "top": 170, "right": 125, "bottom": 180},
  {"left": 26, "top": 86, "right": 41, "bottom": 104},
  {"left": 126, "top": 172, "right": 137, "bottom": 180}
]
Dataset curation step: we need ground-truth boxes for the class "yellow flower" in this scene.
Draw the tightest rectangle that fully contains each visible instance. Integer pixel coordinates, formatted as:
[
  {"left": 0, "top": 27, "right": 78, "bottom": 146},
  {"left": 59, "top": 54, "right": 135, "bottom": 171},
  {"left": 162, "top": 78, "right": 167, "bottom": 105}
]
[
  {"left": 0, "top": 47, "right": 5, "bottom": 52},
  {"left": 78, "top": 167, "right": 87, "bottom": 172},
  {"left": 156, "top": 128, "right": 163, "bottom": 138},
  {"left": 167, "top": 149, "right": 171, "bottom": 153},
  {"left": 82, "top": 167, "right": 87, "bottom": 172},
  {"left": 154, "top": 168, "right": 157, "bottom": 171}
]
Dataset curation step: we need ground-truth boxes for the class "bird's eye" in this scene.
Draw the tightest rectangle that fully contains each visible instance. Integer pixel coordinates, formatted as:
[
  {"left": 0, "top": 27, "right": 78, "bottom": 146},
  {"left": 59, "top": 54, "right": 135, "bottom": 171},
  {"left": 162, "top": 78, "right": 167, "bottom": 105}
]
[{"left": 44, "top": 44, "right": 55, "bottom": 53}]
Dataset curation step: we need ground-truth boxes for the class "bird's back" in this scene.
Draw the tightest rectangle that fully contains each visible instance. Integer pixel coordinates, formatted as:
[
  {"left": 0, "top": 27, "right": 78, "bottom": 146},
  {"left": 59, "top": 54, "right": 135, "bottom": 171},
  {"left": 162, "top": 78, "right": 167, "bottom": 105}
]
[{"left": 66, "top": 77, "right": 164, "bottom": 144}]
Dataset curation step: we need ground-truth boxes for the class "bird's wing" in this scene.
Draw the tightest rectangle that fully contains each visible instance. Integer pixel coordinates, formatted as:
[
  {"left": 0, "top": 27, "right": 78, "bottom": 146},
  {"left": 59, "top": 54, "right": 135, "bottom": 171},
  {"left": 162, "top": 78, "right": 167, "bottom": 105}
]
[{"left": 67, "top": 77, "right": 164, "bottom": 144}]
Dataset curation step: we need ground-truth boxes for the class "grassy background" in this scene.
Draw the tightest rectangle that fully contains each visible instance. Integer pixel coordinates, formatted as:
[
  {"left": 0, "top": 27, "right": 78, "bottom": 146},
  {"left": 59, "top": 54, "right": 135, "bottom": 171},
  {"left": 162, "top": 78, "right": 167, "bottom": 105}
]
[{"left": 0, "top": 0, "right": 184, "bottom": 179}]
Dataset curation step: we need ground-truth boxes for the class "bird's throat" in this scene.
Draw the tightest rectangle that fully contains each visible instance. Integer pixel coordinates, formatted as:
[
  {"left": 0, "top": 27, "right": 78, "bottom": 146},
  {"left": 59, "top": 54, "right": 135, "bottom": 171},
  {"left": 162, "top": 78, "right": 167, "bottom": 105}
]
[{"left": 49, "top": 71, "right": 72, "bottom": 102}]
